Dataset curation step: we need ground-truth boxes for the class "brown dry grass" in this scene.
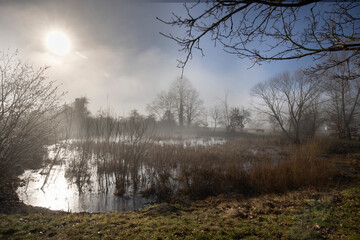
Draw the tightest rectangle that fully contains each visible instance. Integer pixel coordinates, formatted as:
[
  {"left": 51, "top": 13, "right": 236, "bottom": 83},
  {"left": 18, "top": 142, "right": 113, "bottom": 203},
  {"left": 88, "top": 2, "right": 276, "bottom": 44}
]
[
  {"left": 141, "top": 137, "right": 338, "bottom": 200},
  {"left": 64, "top": 135, "right": 343, "bottom": 201}
]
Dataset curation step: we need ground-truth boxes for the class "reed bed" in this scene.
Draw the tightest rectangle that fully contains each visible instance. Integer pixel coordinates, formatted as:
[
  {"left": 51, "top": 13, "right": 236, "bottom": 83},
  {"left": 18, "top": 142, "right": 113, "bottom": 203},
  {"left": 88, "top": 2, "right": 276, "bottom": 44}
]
[
  {"left": 63, "top": 135, "right": 338, "bottom": 201},
  {"left": 142, "top": 139, "right": 337, "bottom": 200}
]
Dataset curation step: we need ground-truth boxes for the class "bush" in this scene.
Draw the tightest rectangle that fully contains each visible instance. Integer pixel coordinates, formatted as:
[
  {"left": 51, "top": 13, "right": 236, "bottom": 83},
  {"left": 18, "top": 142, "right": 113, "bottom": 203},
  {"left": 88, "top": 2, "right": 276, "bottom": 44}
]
[{"left": 0, "top": 51, "right": 62, "bottom": 177}]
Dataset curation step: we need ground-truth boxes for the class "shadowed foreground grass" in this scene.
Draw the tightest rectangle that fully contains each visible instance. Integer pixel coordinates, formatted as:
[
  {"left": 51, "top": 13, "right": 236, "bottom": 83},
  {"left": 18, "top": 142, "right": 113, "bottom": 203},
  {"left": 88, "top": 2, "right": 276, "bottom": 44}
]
[{"left": 1, "top": 169, "right": 359, "bottom": 240}]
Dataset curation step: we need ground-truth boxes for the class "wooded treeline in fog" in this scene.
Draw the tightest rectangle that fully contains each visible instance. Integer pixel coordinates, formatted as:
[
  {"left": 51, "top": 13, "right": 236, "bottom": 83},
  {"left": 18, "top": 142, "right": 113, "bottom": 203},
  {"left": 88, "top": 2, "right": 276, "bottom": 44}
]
[{"left": 0, "top": 50, "right": 359, "bottom": 178}]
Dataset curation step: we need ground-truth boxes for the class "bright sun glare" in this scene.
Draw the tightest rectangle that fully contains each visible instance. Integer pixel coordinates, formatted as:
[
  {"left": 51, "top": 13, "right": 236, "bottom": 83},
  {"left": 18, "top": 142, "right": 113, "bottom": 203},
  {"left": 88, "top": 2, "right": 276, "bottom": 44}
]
[{"left": 45, "top": 31, "right": 70, "bottom": 56}]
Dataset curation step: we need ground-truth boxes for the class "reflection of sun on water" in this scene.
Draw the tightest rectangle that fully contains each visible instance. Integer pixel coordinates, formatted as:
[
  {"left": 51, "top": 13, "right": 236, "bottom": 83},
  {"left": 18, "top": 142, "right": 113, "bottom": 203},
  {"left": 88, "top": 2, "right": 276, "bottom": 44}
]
[
  {"left": 19, "top": 165, "right": 78, "bottom": 211},
  {"left": 17, "top": 139, "right": 226, "bottom": 212}
]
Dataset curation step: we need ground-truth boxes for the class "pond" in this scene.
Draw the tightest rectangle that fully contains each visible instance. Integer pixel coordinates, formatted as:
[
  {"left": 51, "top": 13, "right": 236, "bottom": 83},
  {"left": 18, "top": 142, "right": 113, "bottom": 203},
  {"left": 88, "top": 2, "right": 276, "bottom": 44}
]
[
  {"left": 16, "top": 165, "right": 154, "bottom": 213},
  {"left": 16, "top": 137, "right": 226, "bottom": 213}
]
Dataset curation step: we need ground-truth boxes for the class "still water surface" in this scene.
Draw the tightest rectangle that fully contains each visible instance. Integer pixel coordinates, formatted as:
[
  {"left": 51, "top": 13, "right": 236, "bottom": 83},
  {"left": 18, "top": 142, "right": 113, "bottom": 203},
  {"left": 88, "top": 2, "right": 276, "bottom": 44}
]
[
  {"left": 17, "top": 165, "right": 154, "bottom": 213},
  {"left": 16, "top": 137, "right": 226, "bottom": 212}
]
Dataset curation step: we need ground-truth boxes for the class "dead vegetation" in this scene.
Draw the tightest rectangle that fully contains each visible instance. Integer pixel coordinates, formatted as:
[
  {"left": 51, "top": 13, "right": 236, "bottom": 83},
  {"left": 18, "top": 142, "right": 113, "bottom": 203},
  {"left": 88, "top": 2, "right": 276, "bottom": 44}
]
[
  {"left": 142, "top": 137, "right": 338, "bottom": 200},
  {"left": 62, "top": 134, "right": 340, "bottom": 201}
]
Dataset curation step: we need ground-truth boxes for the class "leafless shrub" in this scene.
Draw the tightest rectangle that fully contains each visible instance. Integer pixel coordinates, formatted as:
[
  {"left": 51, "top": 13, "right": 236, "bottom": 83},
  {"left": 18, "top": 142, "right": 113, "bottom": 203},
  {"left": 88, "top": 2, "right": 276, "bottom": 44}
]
[{"left": 0, "top": 51, "right": 63, "bottom": 177}]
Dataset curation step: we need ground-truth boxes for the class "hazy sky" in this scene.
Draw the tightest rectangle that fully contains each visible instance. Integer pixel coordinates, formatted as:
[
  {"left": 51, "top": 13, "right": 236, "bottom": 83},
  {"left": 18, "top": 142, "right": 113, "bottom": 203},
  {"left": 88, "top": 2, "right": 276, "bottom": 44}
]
[{"left": 0, "top": 0, "right": 312, "bottom": 116}]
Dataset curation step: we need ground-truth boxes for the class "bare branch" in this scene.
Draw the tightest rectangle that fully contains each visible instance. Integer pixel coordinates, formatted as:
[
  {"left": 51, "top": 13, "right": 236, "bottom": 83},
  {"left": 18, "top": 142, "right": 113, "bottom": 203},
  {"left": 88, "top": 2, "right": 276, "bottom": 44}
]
[{"left": 159, "top": 0, "right": 360, "bottom": 71}]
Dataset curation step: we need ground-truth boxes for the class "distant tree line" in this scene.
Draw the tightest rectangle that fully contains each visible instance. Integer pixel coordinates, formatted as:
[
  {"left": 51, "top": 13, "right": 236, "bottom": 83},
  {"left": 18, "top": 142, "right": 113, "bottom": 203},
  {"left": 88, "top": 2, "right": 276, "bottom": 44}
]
[
  {"left": 147, "top": 78, "right": 251, "bottom": 133},
  {"left": 2, "top": 49, "right": 358, "bottom": 179},
  {"left": 59, "top": 53, "right": 359, "bottom": 145},
  {"left": 58, "top": 98, "right": 157, "bottom": 140}
]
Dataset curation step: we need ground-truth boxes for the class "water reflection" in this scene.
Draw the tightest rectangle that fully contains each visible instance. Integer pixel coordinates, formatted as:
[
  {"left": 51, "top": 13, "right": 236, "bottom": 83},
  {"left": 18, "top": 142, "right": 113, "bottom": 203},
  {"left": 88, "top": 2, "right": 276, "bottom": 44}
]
[
  {"left": 16, "top": 137, "right": 226, "bottom": 212},
  {"left": 17, "top": 165, "right": 154, "bottom": 213}
]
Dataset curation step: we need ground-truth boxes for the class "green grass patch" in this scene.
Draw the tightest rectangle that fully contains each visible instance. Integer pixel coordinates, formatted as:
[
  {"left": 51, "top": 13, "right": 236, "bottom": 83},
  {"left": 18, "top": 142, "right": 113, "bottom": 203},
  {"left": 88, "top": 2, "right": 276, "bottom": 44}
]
[{"left": 1, "top": 178, "right": 359, "bottom": 240}]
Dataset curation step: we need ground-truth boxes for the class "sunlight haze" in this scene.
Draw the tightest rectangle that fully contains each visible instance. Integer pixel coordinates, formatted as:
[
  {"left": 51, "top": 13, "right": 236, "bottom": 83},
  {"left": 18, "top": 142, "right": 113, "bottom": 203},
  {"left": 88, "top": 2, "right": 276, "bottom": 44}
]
[
  {"left": 0, "top": 0, "right": 310, "bottom": 115},
  {"left": 45, "top": 31, "right": 71, "bottom": 56}
]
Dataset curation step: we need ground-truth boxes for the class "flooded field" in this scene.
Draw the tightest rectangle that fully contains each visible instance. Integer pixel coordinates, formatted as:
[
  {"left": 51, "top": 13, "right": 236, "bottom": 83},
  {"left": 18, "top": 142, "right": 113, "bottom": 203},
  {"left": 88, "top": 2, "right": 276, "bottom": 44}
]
[
  {"left": 17, "top": 166, "right": 153, "bottom": 213},
  {"left": 15, "top": 136, "right": 336, "bottom": 215},
  {"left": 16, "top": 137, "right": 226, "bottom": 212}
]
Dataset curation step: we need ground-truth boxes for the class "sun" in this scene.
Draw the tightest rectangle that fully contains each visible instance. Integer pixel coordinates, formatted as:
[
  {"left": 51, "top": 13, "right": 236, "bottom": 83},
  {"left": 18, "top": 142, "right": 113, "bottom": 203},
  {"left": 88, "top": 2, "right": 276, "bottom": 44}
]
[{"left": 45, "top": 31, "right": 70, "bottom": 56}]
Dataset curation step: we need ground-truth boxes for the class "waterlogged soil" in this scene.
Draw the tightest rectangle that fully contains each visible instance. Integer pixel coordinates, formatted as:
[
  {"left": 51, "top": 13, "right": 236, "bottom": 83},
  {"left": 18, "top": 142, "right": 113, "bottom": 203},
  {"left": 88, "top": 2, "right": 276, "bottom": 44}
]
[{"left": 1, "top": 163, "right": 359, "bottom": 239}]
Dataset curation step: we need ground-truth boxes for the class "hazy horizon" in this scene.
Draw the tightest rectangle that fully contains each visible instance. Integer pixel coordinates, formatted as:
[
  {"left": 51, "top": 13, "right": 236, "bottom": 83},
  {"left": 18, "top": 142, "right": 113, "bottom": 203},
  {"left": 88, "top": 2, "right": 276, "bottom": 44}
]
[{"left": 0, "top": 0, "right": 313, "bottom": 116}]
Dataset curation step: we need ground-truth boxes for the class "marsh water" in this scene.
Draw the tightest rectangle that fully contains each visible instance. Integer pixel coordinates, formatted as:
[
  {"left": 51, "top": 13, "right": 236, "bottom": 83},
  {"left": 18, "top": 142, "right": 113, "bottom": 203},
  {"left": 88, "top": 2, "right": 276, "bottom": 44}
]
[
  {"left": 16, "top": 137, "right": 226, "bottom": 213},
  {"left": 16, "top": 165, "right": 155, "bottom": 213}
]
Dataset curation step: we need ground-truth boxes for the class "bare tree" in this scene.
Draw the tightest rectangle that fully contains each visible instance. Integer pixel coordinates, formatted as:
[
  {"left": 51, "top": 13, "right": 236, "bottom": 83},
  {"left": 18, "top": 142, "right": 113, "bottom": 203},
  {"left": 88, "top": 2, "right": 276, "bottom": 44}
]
[
  {"left": 322, "top": 54, "right": 360, "bottom": 139},
  {"left": 170, "top": 77, "right": 191, "bottom": 127},
  {"left": 159, "top": 1, "right": 360, "bottom": 70},
  {"left": 160, "top": 110, "right": 176, "bottom": 126},
  {"left": 146, "top": 91, "right": 175, "bottom": 122},
  {"left": 251, "top": 70, "right": 322, "bottom": 143},
  {"left": 185, "top": 88, "right": 205, "bottom": 126},
  {"left": 218, "top": 90, "right": 231, "bottom": 128},
  {"left": 209, "top": 104, "right": 222, "bottom": 131},
  {"left": 268, "top": 115, "right": 281, "bottom": 133},
  {"left": 0, "top": 51, "right": 63, "bottom": 176},
  {"left": 148, "top": 77, "right": 204, "bottom": 127}
]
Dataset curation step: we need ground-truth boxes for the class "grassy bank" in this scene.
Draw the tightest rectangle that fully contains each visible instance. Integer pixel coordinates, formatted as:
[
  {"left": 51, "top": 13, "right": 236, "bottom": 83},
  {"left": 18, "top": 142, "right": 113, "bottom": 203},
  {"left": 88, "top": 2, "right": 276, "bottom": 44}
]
[
  {"left": 1, "top": 137, "right": 359, "bottom": 239},
  {"left": 0, "top": 177, "right": 359, "bottom": 239},
  {"left": 1, "top": 158, "right": 359, "bottom": 239}
]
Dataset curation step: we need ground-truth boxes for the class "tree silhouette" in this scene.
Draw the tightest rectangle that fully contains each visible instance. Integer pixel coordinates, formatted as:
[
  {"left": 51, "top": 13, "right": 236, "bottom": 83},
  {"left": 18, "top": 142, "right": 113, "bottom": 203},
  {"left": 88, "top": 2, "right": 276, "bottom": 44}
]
[
  {"left": 322, "top": 54, "right": 360, "bottom": 139},
  {"left": 251, "top": 70, "right": 321, "bottom": 143},
  {"left": 73, "top": 97, "right": 90, "bottom": 137},
  {"left": 148, "top": 77, "right": 204, "bottom": 127},
  {"left": 228, "top": 107, "right": 250, "bottom": 132},
  {"left": 159, "top": 0, "right": 360, "bottom": 70}
]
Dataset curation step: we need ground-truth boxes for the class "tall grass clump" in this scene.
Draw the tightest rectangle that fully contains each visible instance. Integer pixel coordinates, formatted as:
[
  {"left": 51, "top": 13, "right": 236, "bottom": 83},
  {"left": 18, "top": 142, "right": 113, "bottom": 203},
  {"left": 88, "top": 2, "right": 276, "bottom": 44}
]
[
  {"left": 141, "top": 138, "right": 338, "bottom": 200},
  {"left": 246, "top": 140, "right": 337, "bottom": 194},
  {"left": 64, "top": 112, "right": 155, "bottom": 196}
]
